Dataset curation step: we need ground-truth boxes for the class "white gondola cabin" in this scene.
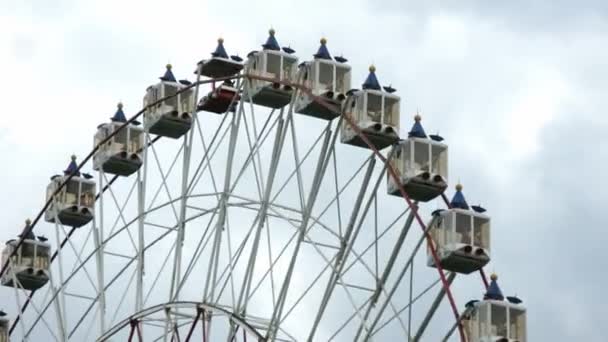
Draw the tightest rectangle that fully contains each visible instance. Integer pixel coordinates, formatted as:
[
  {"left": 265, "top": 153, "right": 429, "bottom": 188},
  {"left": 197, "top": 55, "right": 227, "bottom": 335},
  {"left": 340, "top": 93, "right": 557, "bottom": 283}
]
[
  {"left": 428, "top": 184, "right": 490, "bottom": 274},
  {"left": 196, "top": 38, "right": 244, "bottom": 79},
  {"left": 1, "top": 221, "right": 51, "bottom": 291},
  {"left": 244, "top": 29, "right": 298, "bottom": 109},
  {"left": 388, "top": 115, "right": 448, "bottom": 201},
  {"left": 198, "top": 80, "right": 240, "bottom": 114},
  {"left": 341, "top": 65, "right": 400, "bottom": 150},
  {"left": 294, "top": 38, "right": 351, "bottom": 120},
  {"left": 144, "top": 64, "right": 195, "bottom": 139},
  {"left": 45, "top": 156, "right": 96, "bottom": 228},
  {"left": 0, "top": 312, "right": 8, "bottom": 342},
  {"left": 463, "top": 274, "right": 527, "bottom": 342},
  {"left": 93, "top": 103, "right": 144, "bottom": 176}
]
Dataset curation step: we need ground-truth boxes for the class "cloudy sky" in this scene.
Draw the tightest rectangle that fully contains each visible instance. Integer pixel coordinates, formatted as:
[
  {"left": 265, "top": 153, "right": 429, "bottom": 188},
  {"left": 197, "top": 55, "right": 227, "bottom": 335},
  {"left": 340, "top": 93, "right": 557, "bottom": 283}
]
[{"left": 1, "top": 0, "right": 607, "bottom": 341}]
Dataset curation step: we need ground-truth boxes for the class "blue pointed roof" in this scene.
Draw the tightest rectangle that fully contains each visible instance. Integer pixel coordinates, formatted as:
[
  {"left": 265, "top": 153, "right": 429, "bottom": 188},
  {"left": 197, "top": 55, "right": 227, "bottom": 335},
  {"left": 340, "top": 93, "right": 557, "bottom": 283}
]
[
  {"left": 111, "top": 102, "right": 127, "bottom": 122},
  {"left": 262, "top": 28, "right": 280, "bottom": 51},
  {"left": 409, "top": 115, "right": 427, "bottom": 138},
  {"left": 362, "top": 65, "right": 381, "bottom": 90},
  {"left": 211, "top": 38, "right": 229, "bottom": 58},
  {"left": 64, "top": 155, "right": 80, "bottom": 176},
  {"left": 484, "top": 274, "right": 504, "bottom": 301},
  {"left": 19, "top": 219, "right": 35, "bottom": 240},
  {"left": 160, "top": 64, "right": 176, "bottom": 82},
  {"left": 314, "top": 38, "right": 332, "bottom": 60},
  {"left": 450, "top": 184, "right": 469, "bottom": 210}
]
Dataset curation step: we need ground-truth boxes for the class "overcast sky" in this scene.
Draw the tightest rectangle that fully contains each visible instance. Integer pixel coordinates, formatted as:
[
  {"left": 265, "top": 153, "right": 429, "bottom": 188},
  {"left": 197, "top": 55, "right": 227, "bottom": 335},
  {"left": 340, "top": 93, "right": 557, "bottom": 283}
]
[{"left": 1, "top": 0, "right": 607, "bottom": 341}]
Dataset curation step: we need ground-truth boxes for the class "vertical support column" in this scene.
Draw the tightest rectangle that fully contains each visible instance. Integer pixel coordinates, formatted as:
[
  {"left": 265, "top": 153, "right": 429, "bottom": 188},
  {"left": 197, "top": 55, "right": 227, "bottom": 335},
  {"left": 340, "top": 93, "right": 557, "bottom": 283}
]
[
  {"left": 267, "top": 117, "right": 339, "bottom": 341},
  {"left": 136, "top": 133, "right": 149, "bottom": 312},
  {"left": 413, "top": 272, "right": 457, "bottom": 341},
  {"left": 95, "top": 170, "right": 106, "bottom": 335}
]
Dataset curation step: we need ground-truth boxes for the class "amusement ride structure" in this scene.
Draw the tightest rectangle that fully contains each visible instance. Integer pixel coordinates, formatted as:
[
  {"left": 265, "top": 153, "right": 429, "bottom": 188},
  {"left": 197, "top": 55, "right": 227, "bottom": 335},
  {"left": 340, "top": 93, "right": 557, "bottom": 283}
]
[{"left": 0, "top": 30, "right": 527, "bottom": 341}]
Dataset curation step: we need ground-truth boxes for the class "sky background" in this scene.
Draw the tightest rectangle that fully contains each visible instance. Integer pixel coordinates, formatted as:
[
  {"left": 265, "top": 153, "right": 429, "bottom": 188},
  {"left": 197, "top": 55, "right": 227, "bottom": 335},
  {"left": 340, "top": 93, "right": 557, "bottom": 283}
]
[{"left": 1, "top": 0, "right": 608, "bottom": 340}]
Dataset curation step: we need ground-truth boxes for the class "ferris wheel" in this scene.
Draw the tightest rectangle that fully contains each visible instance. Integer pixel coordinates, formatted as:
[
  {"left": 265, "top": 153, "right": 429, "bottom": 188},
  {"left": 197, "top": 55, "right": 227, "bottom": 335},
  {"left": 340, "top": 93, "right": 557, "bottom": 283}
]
[{"left": 0, "top": 29, "right": 528, "bottom": 342}]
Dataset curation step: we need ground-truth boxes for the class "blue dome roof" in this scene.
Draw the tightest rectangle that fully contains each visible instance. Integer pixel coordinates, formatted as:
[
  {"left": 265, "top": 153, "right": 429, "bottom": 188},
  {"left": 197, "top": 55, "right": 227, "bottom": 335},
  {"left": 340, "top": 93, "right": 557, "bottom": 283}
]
[
  {"left": 362, "top": 65, "right": 381, "bottom": 90},
  {"left": 314, "top": 38, "right": 332, "bottom": 60},
  {"left": 262, "top": 28, "right": 280, "bottom": 51},
  {"left": 484, "top": 274, "right": 505, "bottom": 301},
  {"left": 408, "top": 115, "right": 427, "bottom": 138},
  {"left": 64, "top": 155, "right": 80, "bottom": 176},
  {"left": 450, "top": 184, "right": 469, "bottom": 210},
  {"left": 111, "top": 103, "right": 127, "bottom": 123},
  {"left": 160, "top": 64, "right": 176, "bottom": 82},
  {"left": 211, "top": 38, "right": 229, "bottom": 58}
]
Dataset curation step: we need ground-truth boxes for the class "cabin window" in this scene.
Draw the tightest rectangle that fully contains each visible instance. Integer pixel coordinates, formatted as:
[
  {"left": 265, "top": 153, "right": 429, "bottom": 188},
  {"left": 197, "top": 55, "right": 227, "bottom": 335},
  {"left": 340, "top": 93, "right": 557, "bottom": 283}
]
[
  {"left": 113, "top": 127, "right": 128, "bottom": 153},
  {"left": 431, "top": 144, "right": 448, "bottom": 178},
  {"left": 266, "top": 53, "right": 281, "bottom": 79},
  {"left": 128, "top": 128, "right": 144, "bottom": 153},
  {"left": 413, "top": 141, "right": 430, "bottom": 174},
  {"left": 162, "top": 83, "right": 179, "bottom": 109},
  {"left": 64, "top": 179, "right": 80, "bottom": 206},
  {"left": 20, "top": 243, "right": 35, "bottom": 268},
  {"left": 366, "top": 93, "right": 382, "bottom": 122},
  {"left": 383, "top": 96, "right": 399, "bottom": 127},
  {"left": 80, "top": 182, "right": 95, "bottom": 208},
  {"left": 283, "top": 56, "right": 297, "bottom": 81},
  {"left": 35, "top": 245, "right": 50, "bottom": 270},
  {"left": 473, "top": 216, "right": 490, "bottom": 250},
  {"left": 335, "top": 65, "right": 350, "bottom": 94},
  {"left": 478, "top": 302, "right": 489, "bottom": 337},
  {"left": 491, "top": 304, "right": 508, "bottom": 338},
  {"left": 318, "top": 62, "right": 333, "bottom": 93},
  {"left": 180, "top": 88, "right": 195, "bottom": 113},
  {"left": 455, "top": 212, "right": 471, "bottom": 245},
  {"left": 510, "top": 307, "right": 526, "bottom": 340}
]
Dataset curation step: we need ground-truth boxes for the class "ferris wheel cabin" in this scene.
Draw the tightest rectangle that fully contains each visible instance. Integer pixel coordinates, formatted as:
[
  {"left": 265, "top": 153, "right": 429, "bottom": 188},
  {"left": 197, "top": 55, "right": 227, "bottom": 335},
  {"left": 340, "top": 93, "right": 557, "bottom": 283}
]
[
  {"left": 45, "top": 156, "right": 96, "bottom": 227},
  {"left": 294, "top": 38, "right": 351, "bottom": 120},
  {"left": 0, "top": 312, "right": 8, "bottom": 342},
  {"left": 388, "top": 115, "right": 448, "bottom": 201},
  {"left": 428, "top": 184, "right": 490, "bottom": 274},
  {"left": 463, "top": 274, "right": 527, "bottom": 342},
  {"left": 197, "top": 39, "right": 242, "bottom": 114},
  {"left": 196, "top": 38, "right": 244, "bottom": 79},
  {"left": 93, "top": 103, "right": 144, "bottom": 176},
  {"left": 341, "top": 66, "right": 400, "bottom": 150},
  {"left": 1, "top": 221, "right": 51, "bottom": 291},
  {"left": 144, "top": 64, "right": 195, "bottom": 139},
  {"left": 244, "top": 29, "right": 298, "bottom": 109}
]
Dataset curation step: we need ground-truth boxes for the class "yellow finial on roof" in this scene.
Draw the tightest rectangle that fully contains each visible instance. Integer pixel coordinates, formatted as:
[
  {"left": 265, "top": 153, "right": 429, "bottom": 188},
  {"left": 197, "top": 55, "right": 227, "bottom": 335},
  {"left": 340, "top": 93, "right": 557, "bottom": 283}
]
[
  {"left": 320, "top": 37, "right": 327, "bottom": 45},
  {"left": 455, "top": 183, "right": 463, "bottom": 191},
  {"left": 269, "top": 28, "right": 275, "bottom": 36},
  {"left": 117, "top": 102, "right": 123, "bottom": 109},
  {"left": 166, "top": 63, "right": 172, "bottom": 70},
  {"left": 369, "top": 64, "right": 376, "bottom": 73},
  {"left": 71, "top": 154, "right": 77, "bottom": 161},
  {"left": 490, "top": 273, "right": 498, "bottom": 281},
  {"left": 218, "top": 37, "right": 224, "bottom": 44},
  {"left": 25, "top": 219, "right": 31, "bottom": 226}
]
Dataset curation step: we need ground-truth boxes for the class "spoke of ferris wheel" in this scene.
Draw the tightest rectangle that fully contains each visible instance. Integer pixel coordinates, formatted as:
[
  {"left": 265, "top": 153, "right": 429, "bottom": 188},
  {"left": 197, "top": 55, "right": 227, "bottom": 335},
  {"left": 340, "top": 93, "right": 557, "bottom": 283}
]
[
  {"left": 331, "top": 148, "right": 344, "bottom": 237},
  {"left": 240, "top": 105, "right": 269, "bottom": 198},
  {"left": 192, "top": 110, "right": 222, "bottom": 201},
  {"left": 51, "top": 209, "right": 68, "bottom": 341},
  {"left": 136, "top": 131, "right": 151, "bottom": 315},
  {"left": 413, "top": 272, "right": 457, "bottom": 341},
  {"left": 442, "top": 305, "right": 474, "bottom": 342},
  {"left": 145, "top": 140, "right": 184, "bottom": 211},
  {"left": 226, "top": 110, "right": 280, "bottom": 195},
  {"left": 202, "top": 90, "right": 245, "bottom": 305},
  {"left": 96, "top": 170, "right": 106, "bottom": 335},
  {"left": 352, "top": 199, "right": 418, "bottom": 340},
  {"left": 102, "top": 171, "right": 139, "bottom": 249},
  {"left": 15, "top": 281, "right": 60, "bottom": 341},
  {"left": 61, "top": 223, "right": 97, "bottom": 292},
  {"left": 148, "top": 142, "right": 180, "bottom": 221},
  {"left": 80, "top": 296, "right": 101, "bottom": 341},
  {"left": 170, "top": 69, "right": 203, "bottom": 307},
  {"left": 109, "top": 264, "right": 139, "bottom": 328},
  {"left": 206, "top": 127, "right": 335, "bottom": 304},
  {"left": 144, "top": 238, "right": 177, "bottom": 305},
  {"left": 363, "top": 216, "right": 437, "bottom": 340},
  {"left": 307, "top": 151, "right": 377, "bottom": 340},
  {"left": 26, "top": 210, "right": 191, "bottom": 338},
  {"left": 267, "top": 117, "right": 336, "bottom": 341},
  {"left": 236, "top": 104, "right": 293, "bottom": 317}
]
